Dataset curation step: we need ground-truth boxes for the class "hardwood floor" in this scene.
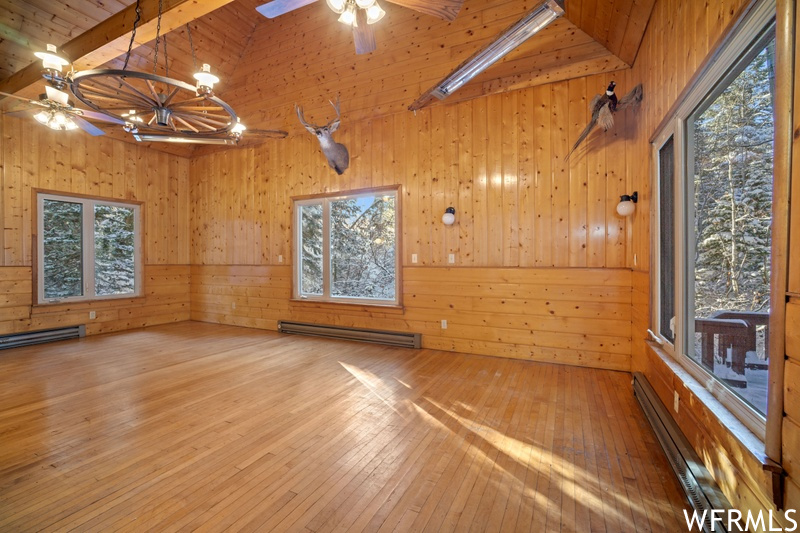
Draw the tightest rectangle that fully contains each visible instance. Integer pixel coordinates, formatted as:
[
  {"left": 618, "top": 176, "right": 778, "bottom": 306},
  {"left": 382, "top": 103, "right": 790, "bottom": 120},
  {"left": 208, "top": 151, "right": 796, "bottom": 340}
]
[{"left": 0, "top": 322, "right": 687, "bottom": 532}]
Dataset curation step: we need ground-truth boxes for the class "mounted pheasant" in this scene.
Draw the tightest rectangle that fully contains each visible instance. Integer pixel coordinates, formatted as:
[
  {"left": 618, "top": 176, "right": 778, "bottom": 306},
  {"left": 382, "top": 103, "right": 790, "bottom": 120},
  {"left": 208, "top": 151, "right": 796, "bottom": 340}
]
[{"left": 565, "top": 81, "right": 643, "bottom": 161}]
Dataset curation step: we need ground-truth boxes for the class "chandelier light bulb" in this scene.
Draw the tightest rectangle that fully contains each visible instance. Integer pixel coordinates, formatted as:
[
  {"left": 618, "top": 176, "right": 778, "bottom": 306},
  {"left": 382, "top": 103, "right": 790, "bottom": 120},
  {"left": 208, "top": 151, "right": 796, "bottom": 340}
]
[
  {"left": 194, "top": 63, "right": 220, "bottom": 94},
  {"left": 366, "top": 2, "right": 385, "bottom": 24},
  {"left": 326, "top": 0, "right": 347, "bottom": 14},
  {"left": 34, "top": 44, "right": 69, "bottom": 73},
  {"left": 231, "top": 119, "right": 246, "bottom": 136}
]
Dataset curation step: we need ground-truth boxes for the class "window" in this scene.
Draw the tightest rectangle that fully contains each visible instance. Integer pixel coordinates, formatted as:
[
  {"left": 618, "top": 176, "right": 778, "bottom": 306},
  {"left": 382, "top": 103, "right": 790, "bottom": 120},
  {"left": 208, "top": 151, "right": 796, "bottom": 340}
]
[
  {"left": 293, "top": 186, "right": 400, "bottom": 306},
  {"left": 651, "top": 1, "right": 776, "bottom": 437},
  {"left": 37, "top": 192, "right": 142, "bottom": 304}
]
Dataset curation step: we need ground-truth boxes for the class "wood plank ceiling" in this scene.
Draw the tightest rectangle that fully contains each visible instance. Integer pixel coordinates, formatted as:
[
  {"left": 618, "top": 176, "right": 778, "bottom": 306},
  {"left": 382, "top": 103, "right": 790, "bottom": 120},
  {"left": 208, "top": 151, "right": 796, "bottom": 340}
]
[{"left": 0, "top": 0, "right": 654, "bottom": 153}]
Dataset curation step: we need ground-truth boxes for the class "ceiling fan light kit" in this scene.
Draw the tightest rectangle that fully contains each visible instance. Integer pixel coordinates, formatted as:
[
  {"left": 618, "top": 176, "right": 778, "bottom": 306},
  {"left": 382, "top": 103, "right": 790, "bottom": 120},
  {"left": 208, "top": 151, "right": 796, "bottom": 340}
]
[{"left": 34, "top": 109, "right": 78, "bottom": 131}]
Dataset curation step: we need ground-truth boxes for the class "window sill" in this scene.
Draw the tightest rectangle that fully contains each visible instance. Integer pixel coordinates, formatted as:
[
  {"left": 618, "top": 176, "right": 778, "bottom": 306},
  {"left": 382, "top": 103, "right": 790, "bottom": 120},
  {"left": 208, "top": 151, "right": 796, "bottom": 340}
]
[
  {"left": 289, "top": 298, "right": 404, "bottom": 314},
  {"left": 32, "top": 295, "right": 147, "bottom": 314},
  {"left": 646, "top": 340, "right": 780, "bottom": 474}
]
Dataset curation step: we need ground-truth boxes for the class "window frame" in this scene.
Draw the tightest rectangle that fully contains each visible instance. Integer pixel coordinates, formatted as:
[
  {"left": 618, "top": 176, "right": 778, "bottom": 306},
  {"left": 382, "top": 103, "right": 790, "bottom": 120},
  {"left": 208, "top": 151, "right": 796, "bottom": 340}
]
[
  {"left": 35, "top": 190, "right": 143, "bottom": 305},
  {"left": 649, "top": 0, "right": 777, "bottom": 440},
  {"left": 291, "top": 185, "right": 402, "bottom": 308}
]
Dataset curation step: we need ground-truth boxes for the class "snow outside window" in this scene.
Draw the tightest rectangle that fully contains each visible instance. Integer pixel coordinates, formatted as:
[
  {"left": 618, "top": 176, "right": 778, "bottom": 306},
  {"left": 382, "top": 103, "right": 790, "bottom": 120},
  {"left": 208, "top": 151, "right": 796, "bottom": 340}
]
[
  {"left": 37, "top": 193, "right": 142, "bottom": 304},
  {"left": 294, "top": 187, "right": 400, "bottom": 306},
  {"left": 651, "top": 2, "right": 776, "bottom": 439}
]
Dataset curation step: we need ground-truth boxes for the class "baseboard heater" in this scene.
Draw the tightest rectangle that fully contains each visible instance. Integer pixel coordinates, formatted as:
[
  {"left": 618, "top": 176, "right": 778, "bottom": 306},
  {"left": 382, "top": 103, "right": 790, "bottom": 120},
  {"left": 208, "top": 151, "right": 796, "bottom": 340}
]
[
  {"left": 633, "top": 372, "right": 731, "bottom": 533},
  {"left": 278, "top": 321, "right": 421, "bottom": 349},
  {"left": 0, "top": 325, "right": 86, "bottom": 350}
]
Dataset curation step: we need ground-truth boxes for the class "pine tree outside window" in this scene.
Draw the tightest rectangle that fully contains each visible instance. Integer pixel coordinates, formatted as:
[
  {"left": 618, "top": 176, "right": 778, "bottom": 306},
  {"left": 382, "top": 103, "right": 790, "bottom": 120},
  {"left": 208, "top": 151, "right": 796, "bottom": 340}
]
[
  {"left": 36, "top": 192, "right": 142, "bottom": 304},
  {"left": 293, "top": 186, "right": 400, "bottom": 306}
]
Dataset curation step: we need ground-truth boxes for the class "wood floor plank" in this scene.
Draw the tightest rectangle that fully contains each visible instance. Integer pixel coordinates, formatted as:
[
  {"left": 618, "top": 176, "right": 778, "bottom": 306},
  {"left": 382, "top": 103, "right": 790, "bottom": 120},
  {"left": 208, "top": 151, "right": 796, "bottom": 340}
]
[{"left": 0, "top": 321, "right": 688, "bottom": 532}]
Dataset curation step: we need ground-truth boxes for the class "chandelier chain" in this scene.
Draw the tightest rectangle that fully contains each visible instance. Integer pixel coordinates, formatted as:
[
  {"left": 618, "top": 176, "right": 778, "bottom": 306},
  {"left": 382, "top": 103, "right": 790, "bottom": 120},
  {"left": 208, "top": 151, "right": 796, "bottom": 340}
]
[
  {"left": 186, "top": 23, "right": 198, "bottom": 72},
  {"left": 152, "top": 0, "right": 163, "bottom": 75},
  {"left": 122, "top": 0, "right": 142, "bottom": 71},
  {"left": 163, "top": 34, "right": 169, "bottom": 77}
]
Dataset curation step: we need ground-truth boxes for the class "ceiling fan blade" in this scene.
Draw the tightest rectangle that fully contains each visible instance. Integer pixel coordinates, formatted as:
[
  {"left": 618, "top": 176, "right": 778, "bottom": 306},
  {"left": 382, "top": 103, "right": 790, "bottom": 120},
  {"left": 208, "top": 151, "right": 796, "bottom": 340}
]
[
  {"left": 0, "top": 90, "right": 37, "bottom": 104},
  {"left": 76, "top": 109, "right": 127, "bottom": 125},
  {"left": 353, "top": 10, "right": 376, "bottom": 55},
  {"left": 45, "top": 85, "right": 70, "bottom": 106},
  {"left": 385, "top": 0, "right": 464, "bottom": 21},
  {"left": 3, "top": 109, "right": 34, "bottom": 119},
  {"left": 71, "top": 116, "right": 106, "bottom": 136},
  {"left": 247, "top": 129, "right": 288, "bottom": 139},
  {"left": 256, "top": 0, "right": 318, "bottom": 18}
]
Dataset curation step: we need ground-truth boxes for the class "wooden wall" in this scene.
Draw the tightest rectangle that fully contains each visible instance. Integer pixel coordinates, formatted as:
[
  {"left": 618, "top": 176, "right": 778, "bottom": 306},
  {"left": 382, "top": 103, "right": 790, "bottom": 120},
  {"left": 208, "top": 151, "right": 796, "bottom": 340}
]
[
  {"left": 784, "top": 0, "right": 800, "bottom": 511},
  {"left": 190, "top": 77, "right": 638, "bottom": 371},
  {"left": 0, "top": 116, "right": 191, "bottom": 335},
  {"left": 626, "top": 0, "right": 799, "bottom": 520}
]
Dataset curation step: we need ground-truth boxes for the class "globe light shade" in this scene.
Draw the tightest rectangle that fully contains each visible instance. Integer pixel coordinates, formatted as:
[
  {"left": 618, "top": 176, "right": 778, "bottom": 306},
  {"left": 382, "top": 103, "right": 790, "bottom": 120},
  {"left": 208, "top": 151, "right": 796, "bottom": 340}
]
[
  {"left": 326, "top": 0, "right": 346, "bottom": 13},
  {"left": 442, "top": 207, "right": 456, "bottom": 225},
  {"left": 616, "top": 192, "right": 638, "bottom": 217},
  {"left": 366, "top": 2, "right": 386, "bottom": 24},
  {"left": 338, "top": 3, "right": 357, "bottom": 25},
  {"left": 355, "top": 0, "right": 375, "bottom": 7}
]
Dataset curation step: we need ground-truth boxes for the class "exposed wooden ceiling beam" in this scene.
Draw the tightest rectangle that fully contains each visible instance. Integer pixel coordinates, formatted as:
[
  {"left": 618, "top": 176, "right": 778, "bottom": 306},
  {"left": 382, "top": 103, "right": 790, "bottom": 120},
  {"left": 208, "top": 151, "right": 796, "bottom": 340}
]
[{"left": 0, "top": 0, "right": 235, "bottom": 99}]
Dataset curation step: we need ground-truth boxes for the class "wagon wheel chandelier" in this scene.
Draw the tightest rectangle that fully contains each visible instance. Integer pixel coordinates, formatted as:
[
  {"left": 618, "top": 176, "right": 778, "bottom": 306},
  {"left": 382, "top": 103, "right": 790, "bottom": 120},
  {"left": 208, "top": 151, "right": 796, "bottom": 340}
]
[{"left": 68, "top": 0, "right": 245, "bottom": 144}]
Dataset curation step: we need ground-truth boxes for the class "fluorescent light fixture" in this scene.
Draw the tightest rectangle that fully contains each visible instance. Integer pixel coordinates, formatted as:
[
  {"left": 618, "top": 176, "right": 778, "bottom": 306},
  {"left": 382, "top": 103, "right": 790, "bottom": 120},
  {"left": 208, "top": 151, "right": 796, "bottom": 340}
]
[
  {"left": 409, "top": 0, "right": 564, "bottom": 110},
  {"left": 133, "top": 133, "right": 237, "bottom": 145}
]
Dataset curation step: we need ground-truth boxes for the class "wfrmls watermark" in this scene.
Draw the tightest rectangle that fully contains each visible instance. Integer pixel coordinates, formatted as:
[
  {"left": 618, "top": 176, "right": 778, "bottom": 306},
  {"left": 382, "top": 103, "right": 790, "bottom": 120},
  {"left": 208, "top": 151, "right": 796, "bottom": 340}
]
[{"left": 684, "top": 509, "right": 797, "bottom": 531}]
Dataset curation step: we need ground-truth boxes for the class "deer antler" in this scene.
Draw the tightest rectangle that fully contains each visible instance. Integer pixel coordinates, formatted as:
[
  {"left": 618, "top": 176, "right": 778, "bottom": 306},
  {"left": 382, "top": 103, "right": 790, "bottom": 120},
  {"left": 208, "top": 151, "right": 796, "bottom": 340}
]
[
  {"left": 325, "top": 95, "right": 341, "bottom": 132},
  {"left": 295, "top": 104, "right": 315, "bottom": 134}
]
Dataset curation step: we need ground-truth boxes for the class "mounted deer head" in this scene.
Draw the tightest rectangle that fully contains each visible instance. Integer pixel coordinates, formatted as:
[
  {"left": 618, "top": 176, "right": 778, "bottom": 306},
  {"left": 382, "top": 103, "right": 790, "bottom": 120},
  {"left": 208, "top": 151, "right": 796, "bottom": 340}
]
[{"left": 295, "top": 97, "right": 350, "bottom": 175}]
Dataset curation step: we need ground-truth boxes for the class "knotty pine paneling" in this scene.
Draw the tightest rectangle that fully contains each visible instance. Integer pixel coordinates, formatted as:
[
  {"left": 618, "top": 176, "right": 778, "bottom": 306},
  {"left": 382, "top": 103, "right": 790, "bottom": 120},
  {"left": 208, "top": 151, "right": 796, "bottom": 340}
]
[
  {"left": 627, "top": 0, "right": 798, "bottom": 520},
  {"left": 0, "top": 265, "right": 190, "bottom": 335},
  {"left": 221, "top": 0, "right": 629, "bottom": 131},
  {"left": 0, "top": 115, "right": 191, "bottom": 336},
  {"left": 191, "top": 77, "right": 632, "bottom": 268},
  {"left": 1, "top": 115, "right": 190, "bottom": 267},
  {"left": 191, "top": 265, "right": 632, "bottom": 371}
]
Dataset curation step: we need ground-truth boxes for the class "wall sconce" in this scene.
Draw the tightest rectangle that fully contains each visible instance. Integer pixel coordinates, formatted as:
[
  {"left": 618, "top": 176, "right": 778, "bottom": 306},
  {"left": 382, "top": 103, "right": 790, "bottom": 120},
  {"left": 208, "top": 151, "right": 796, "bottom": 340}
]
[
  {"left": 442, "top": 207, "right": 456, "bottom": 225},
  {"left": 616, "top": 192, "right": 638, "bottom": 217}
]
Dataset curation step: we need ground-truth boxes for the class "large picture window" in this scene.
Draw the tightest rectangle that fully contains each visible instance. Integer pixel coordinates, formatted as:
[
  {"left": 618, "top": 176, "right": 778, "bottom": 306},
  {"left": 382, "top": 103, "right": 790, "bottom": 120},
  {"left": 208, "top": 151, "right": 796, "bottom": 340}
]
[
  {"left": 651, "top": 1, "right": 776, "bottom": 438},
  {"left": 37, "top": 192, "right": 142, "bottom": 304},
  {"left": 293, "top": 186, "right": 400, "bottom": 306}
]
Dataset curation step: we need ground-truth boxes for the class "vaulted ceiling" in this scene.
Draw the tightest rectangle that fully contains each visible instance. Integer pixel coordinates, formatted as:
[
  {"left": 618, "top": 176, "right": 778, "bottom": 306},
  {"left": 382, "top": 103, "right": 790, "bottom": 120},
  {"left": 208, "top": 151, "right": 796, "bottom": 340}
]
[{"left": 0, "top": 0, "right": 654, "bottom": 154}]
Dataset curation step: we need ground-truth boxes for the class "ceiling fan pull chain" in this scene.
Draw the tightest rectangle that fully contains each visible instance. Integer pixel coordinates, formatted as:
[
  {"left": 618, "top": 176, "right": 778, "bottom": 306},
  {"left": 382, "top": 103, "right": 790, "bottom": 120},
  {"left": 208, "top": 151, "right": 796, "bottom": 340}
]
[{"left": 122, "top": 0, "right": 142, "bottom": 72}]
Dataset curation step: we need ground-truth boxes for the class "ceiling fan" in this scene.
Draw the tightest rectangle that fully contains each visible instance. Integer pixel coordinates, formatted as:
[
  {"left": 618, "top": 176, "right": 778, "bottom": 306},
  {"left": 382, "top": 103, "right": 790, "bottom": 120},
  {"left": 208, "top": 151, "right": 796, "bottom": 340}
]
[
  {"left": 0, "top": 85, "right": 125, "bottom": 136},
  {"left": 256, "top": 0, "right": 465, "bottom": 54}
]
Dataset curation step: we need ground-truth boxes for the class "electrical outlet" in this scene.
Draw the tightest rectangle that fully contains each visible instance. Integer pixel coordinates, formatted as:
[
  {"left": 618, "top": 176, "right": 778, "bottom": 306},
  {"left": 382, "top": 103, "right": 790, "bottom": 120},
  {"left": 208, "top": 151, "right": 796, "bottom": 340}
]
[
  {"left": 232, "top": 302, "right": 236, "bottom": 310},
  {"left": 411, "top": 253, "right": 418, "bottom": 264},
  {"left": 89, "top": 311, "right": 96, "bottom": 320},
  {"left": 634, "top": 253, "right": 638, "bottom": 266},
  {"left": 448, "top": 253, "right": 455, "bottom": 264},
  {"left": 673, "top": 391, "right": 680, "bottom": 413},
  {"left": 278, "top": 255, "right": 283, "bottom": 263},
  {"left": 441, "top": 319, "right": 447, "bottom": 329}
]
